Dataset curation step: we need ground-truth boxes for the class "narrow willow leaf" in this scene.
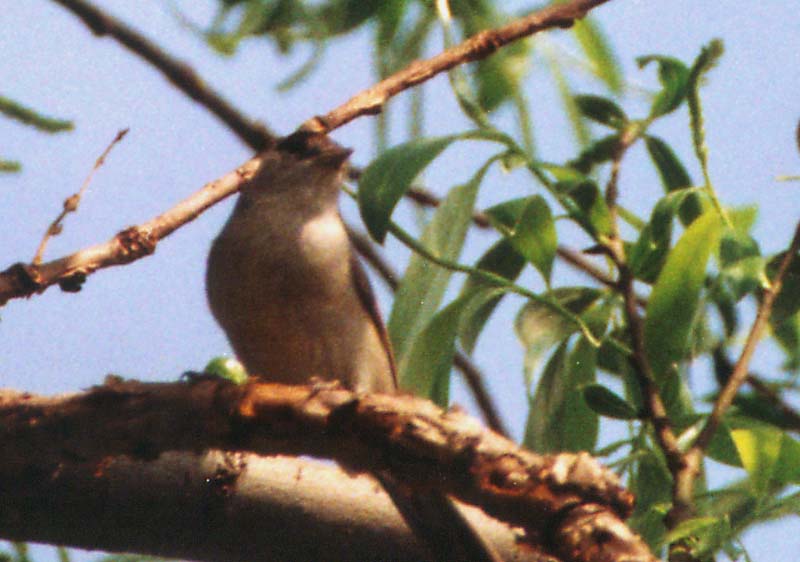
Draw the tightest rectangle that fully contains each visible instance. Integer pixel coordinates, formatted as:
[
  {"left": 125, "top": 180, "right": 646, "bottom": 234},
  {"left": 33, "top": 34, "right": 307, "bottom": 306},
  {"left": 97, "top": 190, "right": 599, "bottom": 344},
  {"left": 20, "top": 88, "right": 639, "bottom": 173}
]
[
  {"left": 458, "top": 238, "right": 526, "bottom": 353},
  {"left": 645, "top": 135, "right": 704, "bottom": 225},
  {"left": 388, "top": 159, "right": 491, "bottom": 359},
  {"left": 637, "top": 55, "right": 690, "bottom": 118},
  {"left": 399, "top": 288, "right": 500, "bottom": 405},
  {"left": 0, "top": 95, "right": 73, "bottom": 133},
  {"left": 318, "top": 0, "right": 383, "bottom": 35},
  {"left": 568, "top": 134, "right": 620, "bottom": 174},
  {"left": 486, "top": 195, "right": 557, "bottom": 282},
  {"left": 359, "top": 135, "right": 458, "bottom": 243},
  {"left": 766, "top": 253, "right": 800, "bottom": 326},
  {"left": 558, "top": 179, "right": 613, "bottom": 237},
  {"left": 516, "top": 287, "right": 602, "bottom": 387},
  {"left": 573, "top": 18, "right": 623, "bottom": 93},
  {"left": 773, "top": 434, "right": 800, "bottom": 485},
  {"left": 583, "top": 384, "right": 640, "bottom": 420},
  {"left": 573, "top": 95, "right": 628, "bottom": 129},
  {"left": 688, "top": 39, "right": 725, "bottom": 178},
  {"left": 523, "top": 342, "right": 567, "bottom": 452},
  {"left": 550, "top": 57, "right": 591, "bottom": 148},
  {"left": 644, "top": 210, "right": 723, "bottom": 380},
  {"left": 628, "top": 187, "right": 708, "bottom": 282},
  {"left": 731, "top": 425, "right": 782, "bottom": 494}
]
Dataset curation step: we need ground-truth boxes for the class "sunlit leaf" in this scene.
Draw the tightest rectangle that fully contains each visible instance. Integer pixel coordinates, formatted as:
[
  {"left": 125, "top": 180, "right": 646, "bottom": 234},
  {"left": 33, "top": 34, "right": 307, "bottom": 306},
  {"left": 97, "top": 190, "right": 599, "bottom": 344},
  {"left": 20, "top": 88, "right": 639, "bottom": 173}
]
[
  {"left": 731, "top": 425, "right": 782, "bottom": 494},
  {"left": 644, "top": 210, "right": 723, "bottom": 379}
]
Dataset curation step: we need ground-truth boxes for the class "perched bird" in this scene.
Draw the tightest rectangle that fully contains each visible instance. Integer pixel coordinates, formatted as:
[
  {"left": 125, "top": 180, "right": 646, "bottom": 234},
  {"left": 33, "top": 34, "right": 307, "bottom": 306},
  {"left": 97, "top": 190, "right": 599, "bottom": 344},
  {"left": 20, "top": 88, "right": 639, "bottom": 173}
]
[
  {"left": 206, "top": 131, "right": 395, "bottom": 393},
  {"left": 206, "top": 130, "right": 498, "bottom": 562}
]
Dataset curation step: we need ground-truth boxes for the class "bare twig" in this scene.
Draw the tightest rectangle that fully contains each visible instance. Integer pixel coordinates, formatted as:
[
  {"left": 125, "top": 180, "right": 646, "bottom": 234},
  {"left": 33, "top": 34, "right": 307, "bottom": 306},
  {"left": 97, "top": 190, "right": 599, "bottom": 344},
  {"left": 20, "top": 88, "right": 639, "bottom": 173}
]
[
  {"left": 301, "top": 0, "right": 613, "bottom": 133},
  {"left": 32, "top": 129, "right": 129, "bottom": 265},
  {"left": 52, "top": 0, "right": 273, "bottom": 150},
  {"left": 0, "top": 156, "right": 262, "bottom": 304}
]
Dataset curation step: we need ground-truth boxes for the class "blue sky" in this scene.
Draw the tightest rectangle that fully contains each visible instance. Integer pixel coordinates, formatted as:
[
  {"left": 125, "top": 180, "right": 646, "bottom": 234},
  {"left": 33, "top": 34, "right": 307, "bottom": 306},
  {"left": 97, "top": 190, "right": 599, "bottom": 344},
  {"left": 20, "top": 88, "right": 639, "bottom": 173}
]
[{"left": 2, "top": 1, "right": 799, "bottom": 560}]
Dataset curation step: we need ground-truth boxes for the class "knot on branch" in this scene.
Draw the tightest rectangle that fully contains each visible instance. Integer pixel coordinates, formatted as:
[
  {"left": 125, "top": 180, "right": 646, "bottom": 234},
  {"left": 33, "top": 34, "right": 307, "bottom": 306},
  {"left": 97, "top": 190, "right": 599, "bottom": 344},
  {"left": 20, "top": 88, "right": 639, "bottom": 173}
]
[
  {"left": 466, "top": 30, "right": 505, "bottom": 61},
  {"left": 117, "top": 227, "right": 157, "bottom": 263},
  {"left": 0, "top": 263, "right": 44, "bottom": 303}
]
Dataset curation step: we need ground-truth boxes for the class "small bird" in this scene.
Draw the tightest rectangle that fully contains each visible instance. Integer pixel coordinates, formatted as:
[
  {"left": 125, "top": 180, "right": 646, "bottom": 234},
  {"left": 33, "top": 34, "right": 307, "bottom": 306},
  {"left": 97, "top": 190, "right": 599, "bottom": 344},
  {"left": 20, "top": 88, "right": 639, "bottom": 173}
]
[
  {"left": 206, "top": 130, "right": 498, "bottom": 562},
  {"left": 206, "top": 131, "right": 395, "bottom": 393}
]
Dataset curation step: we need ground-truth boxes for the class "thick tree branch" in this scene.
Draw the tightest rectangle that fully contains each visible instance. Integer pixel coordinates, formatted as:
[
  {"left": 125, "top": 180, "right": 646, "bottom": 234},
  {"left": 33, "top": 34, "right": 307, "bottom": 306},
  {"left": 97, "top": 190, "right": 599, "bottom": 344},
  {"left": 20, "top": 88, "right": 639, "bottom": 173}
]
[
  {"left": 0, "top": 379, "right": 656, "bottom": 562},
  {"left": 0, "top": 451, "right": 548, "bottom": 562}
]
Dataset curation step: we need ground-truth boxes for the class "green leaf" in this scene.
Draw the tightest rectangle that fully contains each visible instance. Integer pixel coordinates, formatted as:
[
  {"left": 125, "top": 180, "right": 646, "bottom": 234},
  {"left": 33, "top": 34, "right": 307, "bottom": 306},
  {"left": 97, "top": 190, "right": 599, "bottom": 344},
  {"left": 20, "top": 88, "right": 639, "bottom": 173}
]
[
  {"left": 766, "top": 252, "right": 800, "bottom": 326},
  {"left": 644, "top": 210, "right": 723, "bottom": 379},
  {"left": 572, "top": 18, "right": 622, "bottom": 93},
  {"left": 524, "top": 338, "right": 598, "bottom": 452},
  {"left": 399, "top": 288, "right": 500, "bottom": 405},
  {"left": 773, "top": 313, "right": 800, "bottom": 371},
  {"left": 568, "top": 133, "right": 620, "bottom": 174},
  {"left": 645, "top": 135, "right": 704, "bottom": 225},
  {"left": 550, "top": 57, "right": 591, "bottom": 148},
  {"left": 486, "top": 195, "right": 556, "bottom": 282},
  {"left": 637, "top": 55, "right": 690, "bottom": 117},
  {"left": 629, "top": 450, "right": 671, "bottom": 548},
  {"left": 688, "top": 39, "right": 725, "bottom": 178},
  {"left": 317, "top": 0, "right": 383, "bottom": 35},
  {"left": 388, "top": 158, "right": 490, "bottom": 359},
  {"left": 557, "top": 179, "right": 613, "bottom": 237},
  {"left": 773, "top": 434, "right": 800, "bottom": 485},
  {"left": 573, "top": 95, "right": 628, "bottom": 129},
  {"left": 731, "top": 425, "right": 782, "bottom": 493},
  {"left": 628, "top": 188, "right": 707, "bottom": 282},
  {"left": 0, "top": 159, "right": 21, "bottom": 173},
  {"left": 458, "top": 238, "right": 526, "bottom": 353},
  {"left": 516, "top": 287, "right": 602, "bottom": 386},
  {"left": 359, "top": 135, "right": 459, "bottom": 243},
  {"left": 583, "top": 384, "right": 640, "bottom": 420},
  {"left": 0, "top": 95, "right": 73, "bottom": 133}
]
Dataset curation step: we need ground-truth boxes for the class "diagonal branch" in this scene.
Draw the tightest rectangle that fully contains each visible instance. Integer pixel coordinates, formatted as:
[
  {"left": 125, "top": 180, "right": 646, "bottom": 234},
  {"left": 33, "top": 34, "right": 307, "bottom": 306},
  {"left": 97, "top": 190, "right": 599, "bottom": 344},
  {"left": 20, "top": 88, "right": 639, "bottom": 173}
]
[
  {"left": 669, "top": 221, "right": 800, "bottom": 529},
  {"left": 52, "top": 0, "right": 273, "bottom": 150},
  {"left": 301, "top": 0, "right": 613, "bottom": 133}
]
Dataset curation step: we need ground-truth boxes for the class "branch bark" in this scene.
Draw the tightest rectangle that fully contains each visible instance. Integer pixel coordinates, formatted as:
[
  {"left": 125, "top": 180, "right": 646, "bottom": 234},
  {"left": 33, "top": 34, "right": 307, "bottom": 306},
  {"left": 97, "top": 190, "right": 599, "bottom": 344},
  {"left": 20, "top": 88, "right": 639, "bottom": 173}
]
[
  {"left": 0, "top": 379, "right": 656, "bottom": 562},
  {"left": 0, "top": 451, "right": 546, "bottom": 562}
]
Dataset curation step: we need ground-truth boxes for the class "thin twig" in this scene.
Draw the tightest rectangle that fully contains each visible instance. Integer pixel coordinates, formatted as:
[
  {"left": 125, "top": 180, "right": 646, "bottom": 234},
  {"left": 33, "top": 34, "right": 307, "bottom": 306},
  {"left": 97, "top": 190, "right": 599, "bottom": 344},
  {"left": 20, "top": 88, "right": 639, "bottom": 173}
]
[
  {"left": 32, "top": 128, "right": 128, "bottom": 265},
  {"left": 687, "top": 221, "right": 800, "bottom": 455},
  {"left": 601, "top": 135, "right": 685, "bottom": 520},
  {"left": 52, "top": 0, "right": 273, "bottom": 151},
  {"left": 302, "top": 0, "right": 613, "bottom": 133}
]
